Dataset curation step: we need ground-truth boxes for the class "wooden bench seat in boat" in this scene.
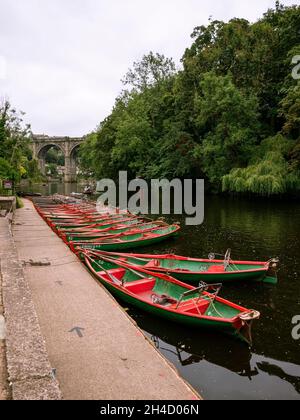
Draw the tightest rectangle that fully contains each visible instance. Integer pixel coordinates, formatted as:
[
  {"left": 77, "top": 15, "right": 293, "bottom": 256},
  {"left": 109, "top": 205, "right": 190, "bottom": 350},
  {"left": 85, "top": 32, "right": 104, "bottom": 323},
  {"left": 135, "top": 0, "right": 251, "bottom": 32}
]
[
  {"left": 142, "top": 232, "right": 161, "bottom": 238},
  {"left": 124, "top": 278, "right": 156, "bottom": 294},
  {"left": 206, "top": 265, "right": 225, "bottom": 273},
  {"left": 171, "top": 299, "right": 211, "bottom": 315},
  {"left": 99, "top": 268, "right": 126, "bottom": 282},
  {"left": 145, "top": 259, "right": 161, "bottom": 268}
]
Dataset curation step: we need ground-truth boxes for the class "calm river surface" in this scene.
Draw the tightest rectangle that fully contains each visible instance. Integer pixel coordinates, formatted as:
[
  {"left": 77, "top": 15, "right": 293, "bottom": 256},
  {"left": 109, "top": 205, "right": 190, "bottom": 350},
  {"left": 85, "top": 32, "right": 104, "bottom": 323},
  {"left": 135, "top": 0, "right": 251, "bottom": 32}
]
[{"left": 22, "top": 182, "right": 300, "bottom": 400}]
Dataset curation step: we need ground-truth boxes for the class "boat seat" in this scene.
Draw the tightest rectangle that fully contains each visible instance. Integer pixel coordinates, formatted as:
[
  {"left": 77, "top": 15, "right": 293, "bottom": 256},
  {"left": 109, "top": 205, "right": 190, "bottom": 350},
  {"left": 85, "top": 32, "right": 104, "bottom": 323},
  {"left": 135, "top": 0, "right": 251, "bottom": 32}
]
[
  {"left": 125, "top": 278, "right": 156, "bottom": 294},
  {"left": 99, "top": 268, "right": 126, "bottom": 282},
  {"left": 178, "top": 299, "right": 211, "bottom": 315},
  {"left": 127, "top": 228, "right": 143, "bottom": 234},
  {"left": 206, "top": 265, "right": 225, "bottom": 273},
  {"left": 145, "top": 259, "right": 160, "bottom": 268}
]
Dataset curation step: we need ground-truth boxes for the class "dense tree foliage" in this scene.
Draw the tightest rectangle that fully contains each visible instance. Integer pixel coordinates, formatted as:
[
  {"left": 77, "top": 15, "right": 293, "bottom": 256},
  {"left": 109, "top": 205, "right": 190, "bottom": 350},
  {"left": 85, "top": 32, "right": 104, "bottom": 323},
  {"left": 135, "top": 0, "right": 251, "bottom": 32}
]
[
  {"left": 80, "top": 3, "right": 300, "bottom": 196},
  {"left": 0, "top": 100, "right": 41, "bottom": 190},
  {"left": 45, "top": 147, "right": 65, "bottom": 166}
]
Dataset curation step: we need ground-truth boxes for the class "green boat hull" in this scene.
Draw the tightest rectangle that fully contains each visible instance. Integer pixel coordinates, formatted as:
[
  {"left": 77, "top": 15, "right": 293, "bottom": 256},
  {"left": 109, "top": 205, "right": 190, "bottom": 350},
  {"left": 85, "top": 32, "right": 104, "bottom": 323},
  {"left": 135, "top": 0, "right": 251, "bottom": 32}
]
[
  {"left": 55, "top": 220, "right": 123, "bottom": 230},
  {"left": 66, "top": 228, "right": 129, "bottom": 242},
  {"left": 96, "top": 277, "right": 243, "bottom": 340},
  {"left": 111, "top": 256, "right": 274, "bottom": 285},
  {"left": 77, "top": 230, "right": 178, "bottom": 251},
  {"left": 60, "top": 219, "right": 139, "bottom": 233},
  {"left": 66, "top": 223, "right": 161, "bottom": 242},
  {"left": 75, "top": 226, "right": 180, "bottom": 251}
]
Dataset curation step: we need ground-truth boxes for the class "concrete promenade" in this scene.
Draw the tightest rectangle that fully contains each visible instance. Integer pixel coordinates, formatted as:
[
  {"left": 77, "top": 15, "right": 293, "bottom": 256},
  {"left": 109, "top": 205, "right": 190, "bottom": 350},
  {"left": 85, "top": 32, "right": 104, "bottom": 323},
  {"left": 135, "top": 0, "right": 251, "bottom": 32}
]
[
  {"left": 0, "top": 256, "right": 9, "bottom": 400},
  {"left": 0, "top": 216, "right": 61, "bottom": 400},
  {"left": 6, "top": 199, "right": 200, "bottom": 400}
]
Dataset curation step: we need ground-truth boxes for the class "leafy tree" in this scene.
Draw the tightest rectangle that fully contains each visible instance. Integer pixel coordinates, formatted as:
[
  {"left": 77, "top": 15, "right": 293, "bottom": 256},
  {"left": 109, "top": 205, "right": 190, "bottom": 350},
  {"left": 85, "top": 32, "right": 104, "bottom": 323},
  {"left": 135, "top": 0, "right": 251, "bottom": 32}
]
[
  {"left": 45, "top": 163, "right": 58, "bottom": 177},
  {"left": 122, "top": 52, "right": 176, "bottom": 92},
  {"left": 26, "top": 159, "right": 42, "bottom": 181},
  {"left": 91, "top": 97, "right": 129, "bottom": 180},
  {"left": 193, "top": 73, "right": 259, "bottom": 187},
  {"left": 0, "top": 100, "right": 33, "bottom": 183},
  {"left": 280, "top": 81, "right": 300, "bottom": 138},
  {"left": 78, "top": 132, "right": 97, "bottom": 177},
  {"left": 45, "top": 147, "right": 65, "bottom": 166},
  {"left": 79, "top": 4, "right": 300, "bottom": 197}
]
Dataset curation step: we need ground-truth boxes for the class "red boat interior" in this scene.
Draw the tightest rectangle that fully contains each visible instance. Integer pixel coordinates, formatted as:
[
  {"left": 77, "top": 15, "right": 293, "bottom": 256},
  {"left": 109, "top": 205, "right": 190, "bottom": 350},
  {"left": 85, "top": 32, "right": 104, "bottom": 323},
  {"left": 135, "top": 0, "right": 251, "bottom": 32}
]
[{"left": 99, "top": 267, "right": 212, "bottom": 315}]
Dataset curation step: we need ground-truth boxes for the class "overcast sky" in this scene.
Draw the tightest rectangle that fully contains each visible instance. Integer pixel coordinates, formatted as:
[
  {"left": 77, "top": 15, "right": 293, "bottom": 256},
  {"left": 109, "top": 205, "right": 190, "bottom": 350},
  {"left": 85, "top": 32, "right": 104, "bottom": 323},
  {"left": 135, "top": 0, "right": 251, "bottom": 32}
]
[{"left": 0, "top": 0, "right": 297, "bottom": 136}]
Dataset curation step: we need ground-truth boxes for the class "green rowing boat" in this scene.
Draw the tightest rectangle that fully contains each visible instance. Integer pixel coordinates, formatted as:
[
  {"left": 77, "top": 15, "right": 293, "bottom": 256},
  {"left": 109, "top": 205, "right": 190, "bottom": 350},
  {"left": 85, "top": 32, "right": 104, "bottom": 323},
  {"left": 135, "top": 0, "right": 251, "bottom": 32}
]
[
  {"left": 64, "top": 221, "right": 167, "bottom": 242},
  {"left": 91, "top": 251, "right": 279, "bottom": 284},
  {"left": 82, "top": 251, "right": 260, "bottom": 345},
  {"left": 71, "top": 225, "right": 180, "bottom": 252}
]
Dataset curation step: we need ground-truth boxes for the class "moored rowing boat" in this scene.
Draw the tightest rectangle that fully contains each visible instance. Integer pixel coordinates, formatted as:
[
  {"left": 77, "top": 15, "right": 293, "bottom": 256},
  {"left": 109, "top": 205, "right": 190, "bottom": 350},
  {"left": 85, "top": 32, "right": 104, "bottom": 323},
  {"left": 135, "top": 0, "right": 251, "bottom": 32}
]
[
  {"left": 81, "top": 251, "right": 260, "bottom": 345},
  {"left": 49, "top": 214, "right": 135, "bottom": 231},
  {"left": 90, "top": 251, "right": 279, "bottom": 284},
  {"left": 63, "top": 221, "right": 168, "bottom": 242},
  {"left": 71, "top": 225, "right": 180, "bottom": 252}
]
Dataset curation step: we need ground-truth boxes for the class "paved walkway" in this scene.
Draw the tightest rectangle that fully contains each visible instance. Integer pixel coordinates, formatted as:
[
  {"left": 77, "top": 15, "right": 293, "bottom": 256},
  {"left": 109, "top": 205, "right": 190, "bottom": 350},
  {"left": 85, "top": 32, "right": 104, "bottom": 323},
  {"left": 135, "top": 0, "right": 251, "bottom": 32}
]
[
  {"left": 0, "top": 341, "right": 9, "bottom": 400},
  {"left": 0, "top": 267, "right": 9, "bottom": 400},
  {"left": 0, "top": 216, "right": 61, "bottom": 400},
  {"left": 12, "top": 200, "right": 200, "bottom": 400}
]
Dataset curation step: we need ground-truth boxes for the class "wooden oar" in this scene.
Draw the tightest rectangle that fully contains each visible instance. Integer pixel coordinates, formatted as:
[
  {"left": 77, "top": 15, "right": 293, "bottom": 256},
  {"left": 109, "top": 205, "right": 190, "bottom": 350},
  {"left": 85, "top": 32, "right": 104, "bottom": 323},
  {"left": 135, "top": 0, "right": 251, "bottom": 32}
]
[
  {"left": 86, "top": 251, "right": 148, "bottom": 280},
  {"left": 83, "top": 252, "right": 122, "bottom": 286}
]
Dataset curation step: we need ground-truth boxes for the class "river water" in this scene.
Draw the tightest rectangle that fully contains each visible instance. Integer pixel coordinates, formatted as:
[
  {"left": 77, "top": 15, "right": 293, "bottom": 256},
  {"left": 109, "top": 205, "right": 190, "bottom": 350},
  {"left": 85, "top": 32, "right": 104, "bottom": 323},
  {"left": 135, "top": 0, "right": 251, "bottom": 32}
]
[
  {"left": 19, "top": 182, "right": 83, "bottom": 196},
  {"left": 22, "top": 183, "right": 300, "bottom": 400},
  {"left": 132, "top": 197, "right": 300, "bottom": 400}
]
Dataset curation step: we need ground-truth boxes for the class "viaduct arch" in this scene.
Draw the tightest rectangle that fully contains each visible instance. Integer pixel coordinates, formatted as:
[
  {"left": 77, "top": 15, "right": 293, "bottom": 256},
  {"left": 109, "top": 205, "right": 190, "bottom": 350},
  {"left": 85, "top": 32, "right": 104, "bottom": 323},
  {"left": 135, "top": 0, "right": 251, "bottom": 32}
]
[{"left": 31, "top": 135, "right": 85, "bottom": 183}]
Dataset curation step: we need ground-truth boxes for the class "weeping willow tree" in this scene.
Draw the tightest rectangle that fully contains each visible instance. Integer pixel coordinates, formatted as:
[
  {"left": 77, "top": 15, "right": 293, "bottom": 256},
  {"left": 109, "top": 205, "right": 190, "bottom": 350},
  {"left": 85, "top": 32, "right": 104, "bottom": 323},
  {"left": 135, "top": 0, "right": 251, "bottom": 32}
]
[{"left": 223, "top": 135, "right": 300, "bottom": 195}]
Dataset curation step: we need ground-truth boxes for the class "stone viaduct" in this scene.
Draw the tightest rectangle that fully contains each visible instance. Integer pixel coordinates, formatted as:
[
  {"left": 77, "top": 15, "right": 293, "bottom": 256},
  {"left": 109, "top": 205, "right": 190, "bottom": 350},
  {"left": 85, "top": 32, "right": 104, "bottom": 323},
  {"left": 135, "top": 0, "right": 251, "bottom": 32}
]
[{"left": 31, "top": 135, "right": 85, "bottom": 183}]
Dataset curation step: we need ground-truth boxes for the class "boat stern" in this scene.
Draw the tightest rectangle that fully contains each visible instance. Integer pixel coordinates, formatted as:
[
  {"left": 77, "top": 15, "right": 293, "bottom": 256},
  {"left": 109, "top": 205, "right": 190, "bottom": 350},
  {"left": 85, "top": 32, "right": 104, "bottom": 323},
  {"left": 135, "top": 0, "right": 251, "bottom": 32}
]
[
  {"left": 234, "top": 310, "right": 261, "bottom": 346},
  {"left": 264, "top": 258, "right": 280, "bottom": 284}
]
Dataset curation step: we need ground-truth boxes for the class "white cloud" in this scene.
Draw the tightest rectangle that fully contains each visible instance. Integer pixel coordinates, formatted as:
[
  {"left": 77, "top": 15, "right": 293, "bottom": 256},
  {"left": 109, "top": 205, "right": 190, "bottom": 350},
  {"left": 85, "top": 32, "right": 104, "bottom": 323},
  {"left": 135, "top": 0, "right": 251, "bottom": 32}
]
[{"left": 0, "top": 0, "right": 297, "bottom": 136}]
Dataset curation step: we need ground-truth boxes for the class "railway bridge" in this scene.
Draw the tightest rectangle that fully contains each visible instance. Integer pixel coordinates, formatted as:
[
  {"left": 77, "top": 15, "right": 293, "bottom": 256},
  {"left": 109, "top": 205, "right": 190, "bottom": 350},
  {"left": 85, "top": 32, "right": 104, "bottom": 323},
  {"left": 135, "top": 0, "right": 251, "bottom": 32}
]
[{"left": 31, "top": 135, "right": 84, "bottom": 183}]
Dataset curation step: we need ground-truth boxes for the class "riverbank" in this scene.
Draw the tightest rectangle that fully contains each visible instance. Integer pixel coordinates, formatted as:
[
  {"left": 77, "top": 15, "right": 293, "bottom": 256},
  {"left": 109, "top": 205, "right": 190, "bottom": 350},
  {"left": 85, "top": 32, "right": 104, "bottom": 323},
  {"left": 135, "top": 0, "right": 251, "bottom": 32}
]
[{"left": 0, "top": 199, "right": 200, "bottom": 400}]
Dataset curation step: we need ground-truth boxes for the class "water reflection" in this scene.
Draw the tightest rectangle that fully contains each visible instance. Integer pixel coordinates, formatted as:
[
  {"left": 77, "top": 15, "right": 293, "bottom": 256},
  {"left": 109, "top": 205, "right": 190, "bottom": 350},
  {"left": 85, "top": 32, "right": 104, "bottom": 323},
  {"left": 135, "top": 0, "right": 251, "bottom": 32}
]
[
  {"left": 257, "top": 362, "right": 300, "bottom": 395},
  {"left": 127, "top": 307, "right": 255, "bottom": 375},
  {"left": 152, "top": 338, "right": 259, "bottom": 379},
  {"left": 126, "top": 305, "right": 300, "bottom": 399},
  {"left": 18, "top": 181, "right": 82, "bottom": 197}
]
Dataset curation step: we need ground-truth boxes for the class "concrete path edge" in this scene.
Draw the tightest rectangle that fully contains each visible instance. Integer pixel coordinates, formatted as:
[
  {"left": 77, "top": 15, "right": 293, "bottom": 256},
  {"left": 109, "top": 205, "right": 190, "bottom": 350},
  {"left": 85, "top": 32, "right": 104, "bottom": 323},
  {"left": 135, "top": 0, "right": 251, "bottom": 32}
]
[{"left": 0, "top": 217, "right": 62, "bottom": 400}]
